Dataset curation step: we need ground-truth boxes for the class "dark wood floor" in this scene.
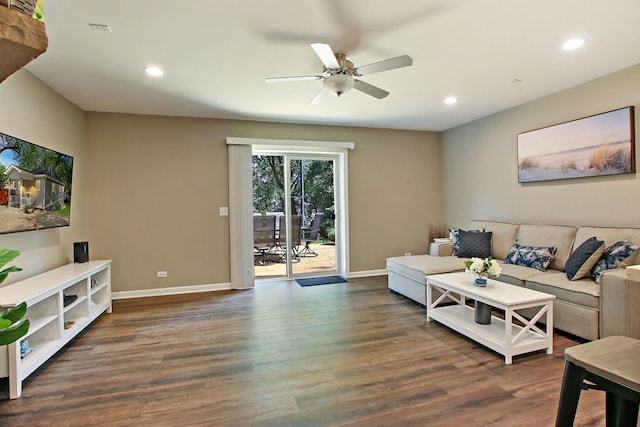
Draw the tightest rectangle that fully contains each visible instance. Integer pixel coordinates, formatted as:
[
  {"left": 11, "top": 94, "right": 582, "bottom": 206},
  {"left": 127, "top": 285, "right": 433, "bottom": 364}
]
[{"left": 1, "top": 276, "right": 610, "bottom": 426}]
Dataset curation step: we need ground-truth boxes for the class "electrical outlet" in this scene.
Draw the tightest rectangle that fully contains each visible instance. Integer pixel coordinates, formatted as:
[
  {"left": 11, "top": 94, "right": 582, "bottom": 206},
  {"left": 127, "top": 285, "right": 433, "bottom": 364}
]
[
  {"left": 404, "top": 252, "right": 411, "bottom": 256},
  {"left": 157, "top": 271, "right": 168, "bottom": 278}
]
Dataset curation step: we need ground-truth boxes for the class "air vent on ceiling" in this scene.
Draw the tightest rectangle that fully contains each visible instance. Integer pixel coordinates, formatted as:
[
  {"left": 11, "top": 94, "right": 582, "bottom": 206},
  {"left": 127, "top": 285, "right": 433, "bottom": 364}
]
[{"left": 88, "top": 23, "right": 112, "bottom": 32}]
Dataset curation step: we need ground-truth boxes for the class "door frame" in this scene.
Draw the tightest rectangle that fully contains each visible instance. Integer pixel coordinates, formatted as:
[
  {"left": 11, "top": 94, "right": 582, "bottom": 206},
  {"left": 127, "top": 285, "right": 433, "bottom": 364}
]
[{"left": 227, "top": 138, "right": 353, "bottom": 288}]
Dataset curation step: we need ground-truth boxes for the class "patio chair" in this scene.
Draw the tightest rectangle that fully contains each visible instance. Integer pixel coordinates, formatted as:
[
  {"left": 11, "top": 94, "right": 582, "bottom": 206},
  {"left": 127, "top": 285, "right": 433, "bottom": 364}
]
[
  {"left": 253, "top": 215, "right": 276, "bottom": 265},
  {"left": 298, "top": 212, "right": 324, "bottom": 257},
  {"left": 276, "top": 215, "right": 301, "bottom": 262}
]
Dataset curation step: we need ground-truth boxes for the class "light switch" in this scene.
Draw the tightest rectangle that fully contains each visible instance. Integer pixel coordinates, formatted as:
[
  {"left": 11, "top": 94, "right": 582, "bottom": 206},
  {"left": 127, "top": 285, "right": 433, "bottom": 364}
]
[{"left": 219, "top": 207, "right": 229, "bottom": 216}]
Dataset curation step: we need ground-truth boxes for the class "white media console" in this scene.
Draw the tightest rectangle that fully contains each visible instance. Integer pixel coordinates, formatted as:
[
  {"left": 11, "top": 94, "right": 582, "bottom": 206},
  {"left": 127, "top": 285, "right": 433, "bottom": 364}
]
[{"left": 0, "top": 260, "right": 112, "bottom": 399}]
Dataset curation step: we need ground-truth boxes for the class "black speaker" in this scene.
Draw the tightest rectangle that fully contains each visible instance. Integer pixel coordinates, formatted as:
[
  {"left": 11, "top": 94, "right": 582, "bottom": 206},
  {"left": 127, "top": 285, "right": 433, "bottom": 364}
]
[{"left": 74, "top": 242, "right": 89, "bottom": 263}]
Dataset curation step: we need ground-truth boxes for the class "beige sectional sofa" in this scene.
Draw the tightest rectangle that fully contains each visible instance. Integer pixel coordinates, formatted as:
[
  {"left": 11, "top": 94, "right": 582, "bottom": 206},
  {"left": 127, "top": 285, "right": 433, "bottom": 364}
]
[{"left": 387, "top": 220, "right": 640, "bottom": 341}]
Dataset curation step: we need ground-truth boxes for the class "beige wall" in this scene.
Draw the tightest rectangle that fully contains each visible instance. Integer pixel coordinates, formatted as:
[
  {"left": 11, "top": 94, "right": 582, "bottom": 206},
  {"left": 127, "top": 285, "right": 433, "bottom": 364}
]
[
  {"left": 4, "top": 61, "right": 637, "bottom": 294},
  {"left": 0, "top": 70, "right": 88, "bottom": 285},
  {"left": 442, "top": 63, "right": 640, "bottom": 229},
  {"left": 86, "top": 114, "right": 442, "bottom": 292},
  {"left": 4, "top": 61, "right": 638, "bottom": 294}
]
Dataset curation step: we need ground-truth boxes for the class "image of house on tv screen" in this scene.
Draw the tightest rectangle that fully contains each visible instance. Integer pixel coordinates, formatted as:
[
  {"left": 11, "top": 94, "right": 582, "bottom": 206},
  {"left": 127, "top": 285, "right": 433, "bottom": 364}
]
[{"left": 0, "top": 132, "right": 73, "bottom": 235}]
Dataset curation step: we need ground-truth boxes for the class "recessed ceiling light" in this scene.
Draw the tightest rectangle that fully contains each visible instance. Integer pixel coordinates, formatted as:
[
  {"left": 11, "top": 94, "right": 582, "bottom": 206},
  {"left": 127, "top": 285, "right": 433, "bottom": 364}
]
[
  {"left": 562, "top": 38, "right": 585, "bottom": 51},
  {"left": 444, "top": 96, "right": 458, "bottom": 105},
  {"left": 143, "top": 66, "right": 164, "bottom": 77}
]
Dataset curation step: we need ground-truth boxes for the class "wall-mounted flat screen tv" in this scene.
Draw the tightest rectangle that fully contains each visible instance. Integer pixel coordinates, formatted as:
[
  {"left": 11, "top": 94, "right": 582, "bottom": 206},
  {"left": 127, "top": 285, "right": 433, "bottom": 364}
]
[{"left": 0, "top": 132, "right": 73, "bottom": 234}]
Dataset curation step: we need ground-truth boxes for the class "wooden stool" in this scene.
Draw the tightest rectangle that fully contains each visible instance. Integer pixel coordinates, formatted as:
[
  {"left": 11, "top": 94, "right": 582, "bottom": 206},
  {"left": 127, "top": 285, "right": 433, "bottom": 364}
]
[{"left": 556, "top": 336, "right": 640, "bottom": 426}]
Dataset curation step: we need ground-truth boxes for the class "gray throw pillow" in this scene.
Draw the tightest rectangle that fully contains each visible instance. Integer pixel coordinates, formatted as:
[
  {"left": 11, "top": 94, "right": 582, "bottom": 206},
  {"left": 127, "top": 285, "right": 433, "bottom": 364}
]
[{"left": 457, "top": 230, "right": 492, "bottom": 258}]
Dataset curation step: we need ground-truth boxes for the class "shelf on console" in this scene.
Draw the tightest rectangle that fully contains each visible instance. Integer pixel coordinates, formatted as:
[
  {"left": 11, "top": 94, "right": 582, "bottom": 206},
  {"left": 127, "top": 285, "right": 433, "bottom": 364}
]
[
  {"left": 63, "top": 295, "right": 87, "bottom": 313},
  {"left": 91, "top": 282, "right": 109, "bottom": 294},
  {"left": 62, "top": 315, "right": 88, "bottom": 335},
  {"left": 19, "top": 340, "right": 58, "bottom": 378},
  {"left": 0, "top": 260, "right": 112, "bottom": 399},
  {"left": 24, "top": 314, "right": 57, "bottom": 337}
]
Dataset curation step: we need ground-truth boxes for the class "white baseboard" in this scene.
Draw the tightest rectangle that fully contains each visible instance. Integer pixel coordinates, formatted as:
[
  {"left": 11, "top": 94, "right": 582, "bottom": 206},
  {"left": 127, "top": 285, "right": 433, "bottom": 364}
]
[
  {"left": 112, "top": 282, "right": 231, "bottom": 300},
  {"left": 113, "top": 270, "right": 389, "bottom": 300},
  {"left": 348, "top": 269, "right": 388, "bottom": 278}
]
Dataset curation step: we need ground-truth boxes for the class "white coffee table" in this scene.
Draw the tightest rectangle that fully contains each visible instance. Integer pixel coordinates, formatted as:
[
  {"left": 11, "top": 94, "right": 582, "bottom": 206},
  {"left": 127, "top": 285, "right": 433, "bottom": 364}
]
[{"left": 426, "top": 272, "right": 555, "bottom": 364}]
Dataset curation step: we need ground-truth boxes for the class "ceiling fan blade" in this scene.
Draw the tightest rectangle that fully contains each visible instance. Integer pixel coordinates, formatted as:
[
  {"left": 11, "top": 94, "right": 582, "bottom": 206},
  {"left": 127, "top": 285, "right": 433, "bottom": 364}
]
[
  {"left": 261, "top": 31, "right": 326, "bottom": 45},
  {"left": 325, "top": 0, "right": 361, "bottom": 53},
  {"left": 353, "top": 79, "right": 389, "bottom": 99},
  {"left": 310, "top": 43, "right": 340, "bottom": 69},
  {"left": 310, "top": 88, "right": 331, "bottom": 105},
  {"left": 265, "top": 76, "right": 322, "bottom": 83},
  {"left": 356, "top": 55, "right": 413, "bottom": 76}
]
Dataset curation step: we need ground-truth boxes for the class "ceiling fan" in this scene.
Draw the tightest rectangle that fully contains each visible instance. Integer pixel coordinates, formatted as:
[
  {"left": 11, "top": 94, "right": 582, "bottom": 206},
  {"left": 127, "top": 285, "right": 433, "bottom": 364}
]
[{"left": 265, "top": 43, "right": 413, "bottom": 104}]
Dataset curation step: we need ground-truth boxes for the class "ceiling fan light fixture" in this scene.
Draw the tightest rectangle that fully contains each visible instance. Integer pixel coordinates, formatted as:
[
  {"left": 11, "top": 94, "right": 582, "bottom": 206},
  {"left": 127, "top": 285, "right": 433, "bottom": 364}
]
[
  {"left": 265, "top": 43, "right": 412, "bottom": 103},
  {"left": 323, "top": 74, "right": 354, "bottom": 96}
]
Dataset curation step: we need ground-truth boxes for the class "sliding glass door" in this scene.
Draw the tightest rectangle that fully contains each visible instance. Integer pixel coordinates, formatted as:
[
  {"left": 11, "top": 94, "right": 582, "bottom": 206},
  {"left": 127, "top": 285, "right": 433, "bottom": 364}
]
[
  {"left": 253, "top": 152, "right": 338, "bottom": 279},
  {"left": 291, "top": 157, "right": 336, "bottom": 276}
]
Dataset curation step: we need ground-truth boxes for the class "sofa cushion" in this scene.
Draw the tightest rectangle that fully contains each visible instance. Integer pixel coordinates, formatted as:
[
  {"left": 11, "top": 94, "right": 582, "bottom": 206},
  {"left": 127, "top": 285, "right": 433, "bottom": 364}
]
[
  {"left": 516, "top": 224, "right": 577, "bottom": 271},
  {"left": 591, "top": 241, "right": 640, "bottom": 284},
  {"left": 386, "top": 255, "right": 466, "bottom": 284},
  {"left": 469, "top": 220, "right": 519, "bottom": 260},
  {"left": 495, "top": 261, "right": 546, "bottom": 287},
  {"left": 456, "top": 230, "right": 492, "bottom": 258},
  {"left": 504, "top": 243, "right": 557, "bottom": 272},
  {"left": 574, "top": 226, "right": 640, "bottom": 249},
  {"left": 525, "top": 271, "right": 600, "bottom": 309},
  {"left": 565, "top": 237, "right": 605, "bottom": 281}
]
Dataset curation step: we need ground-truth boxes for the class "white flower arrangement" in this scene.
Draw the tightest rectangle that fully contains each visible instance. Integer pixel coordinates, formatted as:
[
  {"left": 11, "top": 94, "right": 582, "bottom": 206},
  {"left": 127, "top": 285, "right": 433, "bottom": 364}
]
[{"left": 465, "top": 256, "right": 502, "bottom": 278}]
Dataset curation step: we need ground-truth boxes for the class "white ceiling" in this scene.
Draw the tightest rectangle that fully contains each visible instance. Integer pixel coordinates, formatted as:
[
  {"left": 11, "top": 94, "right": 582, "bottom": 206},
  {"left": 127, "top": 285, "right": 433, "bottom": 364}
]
[{"left": 25, "top": 0, "right": 640, "bottom": 132}]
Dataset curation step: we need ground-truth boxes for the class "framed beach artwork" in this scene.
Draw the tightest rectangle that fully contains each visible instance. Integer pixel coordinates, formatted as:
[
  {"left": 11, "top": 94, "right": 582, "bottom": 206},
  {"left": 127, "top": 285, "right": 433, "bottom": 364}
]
[{"left": 517, "top": 106, "right": 635, "bottom": 183}]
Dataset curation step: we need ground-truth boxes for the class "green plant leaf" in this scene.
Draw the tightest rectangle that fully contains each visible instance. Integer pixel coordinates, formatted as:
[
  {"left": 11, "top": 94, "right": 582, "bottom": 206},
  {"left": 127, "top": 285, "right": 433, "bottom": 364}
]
[
  {"left": 1, "top": 302, "right": 27, "bottom": 323},
  {"left": 0, "top": 248, "right": 20, "bottom": 270},
  {"left": 0, "top": 248, "right": 21, "bottom": 285},
  {"left": 0, "top": 266, "right": 22, "bottom": 284},
  {"left": 0, "top": 319, "right": 30, "bottom": 346},
  {"left": 34, "top": 0, "right": 45, "bottom": 23},
  {"left": 0, "top": 318, "right": 11, "bottom": 329}
]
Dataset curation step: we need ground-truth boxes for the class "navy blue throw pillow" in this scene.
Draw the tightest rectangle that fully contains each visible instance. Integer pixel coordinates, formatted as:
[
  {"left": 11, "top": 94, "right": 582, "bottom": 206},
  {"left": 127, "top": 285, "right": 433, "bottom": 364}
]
[
  {"left": 565, "top": 237, "right": 605, "bottom": 281},
  {"left": 456, "top": 230, "right": 492, "bottom": 258}
]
